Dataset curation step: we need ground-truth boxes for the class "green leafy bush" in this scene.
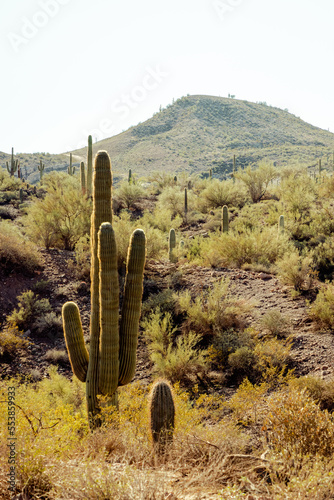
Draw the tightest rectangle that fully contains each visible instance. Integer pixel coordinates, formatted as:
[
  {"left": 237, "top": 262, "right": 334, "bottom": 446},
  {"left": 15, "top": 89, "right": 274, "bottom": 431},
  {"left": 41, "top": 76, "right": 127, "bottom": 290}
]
[{"left": 309, "top": 282, "right": 334, "bottom": 329}]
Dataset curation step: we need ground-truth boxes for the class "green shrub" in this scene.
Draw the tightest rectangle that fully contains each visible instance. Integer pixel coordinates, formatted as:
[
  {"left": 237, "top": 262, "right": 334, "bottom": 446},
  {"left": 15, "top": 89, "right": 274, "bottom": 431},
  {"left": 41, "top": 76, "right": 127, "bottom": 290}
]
[
  {"left": 174, "top": 278, "right": 251, "bottom": 336},
  {"left": 114, "top": 181, "right": 146, "bottom": 209},
  {"left": 197, "top": 179, "right": 249, "bottom": 211},
  {"left": 190, "top": 226, "right": 291, "bottom": 269},
  {"left": 259, "top": 310, "right": 291, "bottom": 338},
  {"left": 7, "top": 290, "right": 52, "bottom": 331},
  {"left": 309, "top": 282, "right": 334, "bottom": 329},
  {"left": 0, "top": 221, "right": 41, "bottom": 274},
  {"left": 0, "top": 326, "right": 30, "bottom": 357},
  {"left": 142, "top": 309, "right": 208, "bottom": 382},
  {"left": 23, "top": 172, "right": 91, "bottom": 250},
  {"left": 234, "top": 161, "right": 278, "bottom": 203},
  {"left": 276, "top": 251, "right": 316, "bottom": 292}
]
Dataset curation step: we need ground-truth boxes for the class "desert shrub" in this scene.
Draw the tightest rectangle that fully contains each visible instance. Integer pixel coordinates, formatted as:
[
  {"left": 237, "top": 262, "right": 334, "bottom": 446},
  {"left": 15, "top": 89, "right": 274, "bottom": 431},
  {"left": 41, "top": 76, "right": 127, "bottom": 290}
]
[
  {"left": 114, "top": 181, "right": 146, "bottom": 209},
  {"left": 276, "top": 251, "right": 316, "bottom": 292},
  {"left": 73, "top": 234, "right": 91, "bottom": 279},
  {"left": 142, "top": 309, "right": 208, "bottom": 382},
  {"left": 148, "top": 171, "right": 177, "bottom": 191},
  {"left": 279, "top": 172, "right": 317, "bottom": 220},
  {"left": 0, "top": 326, "right": 29, "bottom": 357},
  {"left": 227, "top": 378, "right": 268, "bottom": 424},
  {"left": 141, "top": 206, "right": 183, "bottom": 232},
  {"left": 0, "top": 220, "right": 41, "bottom": 274},
  {"left": 190, "top": 226, "right": 291, "bottom": 269},
  {"left": 0, "top": 168, "right": 21, "bottom": 191},
  {"left": 309, "top": 282, "right": 334, "bottom": 329},
  {"left": 174, "top": 278, "right": 251, "bottom": 337},
  {"left": 263, "top": 388, "right": 334, "bottom": 457},
  {"left": 6, "top": 290, "right": 53, "bottom": 332},
  {"left": 234, "top": 161, "right": 278, "bottom": 203},
  {"left": 310, "top": 236, "right": 334, "bottom": 281},
  {"left": 44, "top": 349, "right": 69, "bottom": 365},
  {"left": 289, "top": 375, "right": 334, "bottom": 412},
  {"left": 259, "top": 310, "right": 291, "bottom": 337},
  {"left": 156, "top": 186, "right": 195, "bottom": 218},
  {"left": 197, "top": 178, "right": 249, "bottom": 211},
  {"left": 141, "top": 289, "right": 177, "bottom": 318},
  {"left": 23, "top": 172, "right": 91, "bottom": 250}
]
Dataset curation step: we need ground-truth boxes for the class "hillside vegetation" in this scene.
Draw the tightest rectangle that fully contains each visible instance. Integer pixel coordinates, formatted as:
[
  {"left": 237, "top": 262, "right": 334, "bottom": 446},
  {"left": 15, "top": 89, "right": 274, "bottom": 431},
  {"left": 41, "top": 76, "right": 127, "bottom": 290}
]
[
  {"left": 2, "top": 125, "right": 334, "bottom": 497},
  {"left": 3, "top": 95, "right": 334, "bottom": 183}
]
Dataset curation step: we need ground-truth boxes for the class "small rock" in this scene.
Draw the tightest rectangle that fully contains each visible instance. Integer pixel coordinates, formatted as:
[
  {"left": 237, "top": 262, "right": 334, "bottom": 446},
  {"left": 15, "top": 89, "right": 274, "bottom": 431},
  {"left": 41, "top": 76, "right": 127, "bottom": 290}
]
[{"left": 258, "top": 273, "right": 272, "bottom": 280}]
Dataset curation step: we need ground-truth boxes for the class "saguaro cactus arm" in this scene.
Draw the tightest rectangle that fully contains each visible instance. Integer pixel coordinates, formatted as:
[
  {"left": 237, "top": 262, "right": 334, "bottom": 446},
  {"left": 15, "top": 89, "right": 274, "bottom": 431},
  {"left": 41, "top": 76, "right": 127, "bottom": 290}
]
[
  {"left": 62, "top": 301, "right": 89, "bottom": 382},
  {"left": 118, "top": 229, "right": 146, "bottom": 386}
]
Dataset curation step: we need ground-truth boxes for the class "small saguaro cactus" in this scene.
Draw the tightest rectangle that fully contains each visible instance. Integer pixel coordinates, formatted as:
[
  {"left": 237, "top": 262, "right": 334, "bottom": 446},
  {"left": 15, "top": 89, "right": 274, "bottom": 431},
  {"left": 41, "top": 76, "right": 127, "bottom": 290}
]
[
  {"left": 278, "top": 214, "right": 284, "bottom": 234},
  {"left": 80, "top": 162, "right": 86, "bottom": 195},
  {"left": 62, "top": 151, "right": 146, "bottom": 429},
  {"left": 128, "top": 168, "right": 132, "bottom": 184},
  {"left": 38, "top": 160, "right": 45, "bottom": 183},
  {"left": 149, "top": 380, "right": 175, "bottom": 456},
  {"left": 68, "top": 153, "right": 75, "bottom": 175},
  {"left": 209, "top": 168, "right": 212, "bottom": 180},
  {"left": 318, "top": 158, "right": 322, "bottom": 177},
  {"left": 168, "top": 228, "right": 176, "bottom": 262},
  {"left": 173, "top": 175, "right": 177, "bottom": 184},
  {"left": 184, "top": 187, "right": 188, "bottom": 219},
  {"left": 222, "top": 205, "right": 229, "bottom": 233},
  {"left": 6, "top": 147, "right": 18, "bottom": 177},
  {"left": 87, "top": 135, "right": 93, "bottom": 196},
  {"left": 232, "top": 155, "right": 236, "bottom": 183},
  {"left": 19, "top": 188, "right": 24, "bottom": 204}
]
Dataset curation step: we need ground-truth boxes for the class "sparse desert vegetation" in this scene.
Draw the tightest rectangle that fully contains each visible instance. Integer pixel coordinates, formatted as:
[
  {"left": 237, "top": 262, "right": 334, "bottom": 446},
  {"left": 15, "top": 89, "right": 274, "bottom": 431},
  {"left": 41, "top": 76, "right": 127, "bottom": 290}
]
[{"left": 2, "top": 99, "right": 334, "bottom": 498}]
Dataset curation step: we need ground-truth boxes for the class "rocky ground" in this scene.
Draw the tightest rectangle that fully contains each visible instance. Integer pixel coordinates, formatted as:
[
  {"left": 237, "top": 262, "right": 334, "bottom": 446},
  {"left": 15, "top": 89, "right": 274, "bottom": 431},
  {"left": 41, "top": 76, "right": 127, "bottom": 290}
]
[{"left": 1, "top": 246, "right": 333, "bottom": 384}]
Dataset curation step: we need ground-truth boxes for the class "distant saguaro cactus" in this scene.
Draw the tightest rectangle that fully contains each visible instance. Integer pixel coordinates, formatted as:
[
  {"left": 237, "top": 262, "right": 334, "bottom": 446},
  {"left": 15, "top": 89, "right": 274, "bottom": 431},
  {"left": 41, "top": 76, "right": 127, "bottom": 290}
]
[
  {"left": 38, "top": 160, "right": 45, "bottom": 184},
  {"left": 184, "top": 187, "right": 188, "bottom": 219},
  {"left": 149, "top": 380, "right": 175, "bottom": 456},
  {"left": 62, "top": 151, "right": 146, "bottom": 429},
  {"left": 80, "top": 162, "right": 86, "bottom": 195},
  {"left": 6, "top": 148, "right": 18, "bottom": 177},
  {"left": 128, "top": 168, "right": 132, "bottom": 184},
  {"left": 68, "top": 153, "right": 75, "bottom": 175},
  {"left": 221, "top": 205, "right": 229, "bottom": 233},
  {"left": 169, "top": 228, "right": 176, "bottom": 262},
  {"left": 87, "top": 135, "right": 93, "bottom": 196}
]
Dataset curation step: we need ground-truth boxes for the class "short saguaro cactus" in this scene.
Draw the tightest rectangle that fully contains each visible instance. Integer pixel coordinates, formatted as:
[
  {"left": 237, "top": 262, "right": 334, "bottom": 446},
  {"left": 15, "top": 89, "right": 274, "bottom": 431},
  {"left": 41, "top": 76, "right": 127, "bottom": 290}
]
[
  {"left": 149, "top": 380, "right": 175, "bottom": 456},
  {"left": 62, "top": 151, "right": 146, "bottom": 429}
]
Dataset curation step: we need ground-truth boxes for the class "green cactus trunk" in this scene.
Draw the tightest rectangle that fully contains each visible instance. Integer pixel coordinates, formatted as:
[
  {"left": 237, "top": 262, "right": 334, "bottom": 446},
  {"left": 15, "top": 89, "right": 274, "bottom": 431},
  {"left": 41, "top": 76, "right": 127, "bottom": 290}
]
[
  {"left": 168, "top": 228, "right": 176, "bottom": 262},
  {"left": 7, "top": 148, "right": 18, "bottom": 177},
  {"left": 222, "top": 205, "right": 229, "bottom": 233},
  {"left": 80, "top": 162, "right": 86, "bottom": 195},
  {"left": 38, "top": 160, "right": 45, "bottom": 184},
  {"left": 68, "top": 153, "right": 75, "bottom": 175},
  {"left": 62, "top": 151, "right": 146, "bottom": 429},
  {"left": 87, "top": 135, "right": 93, "bottom": 196},
  {"left": 128, "top": 168, "right": 132, "bottom": 184},
  {"left": 149, "top": 380, "right": 175, "bottom": 456}
]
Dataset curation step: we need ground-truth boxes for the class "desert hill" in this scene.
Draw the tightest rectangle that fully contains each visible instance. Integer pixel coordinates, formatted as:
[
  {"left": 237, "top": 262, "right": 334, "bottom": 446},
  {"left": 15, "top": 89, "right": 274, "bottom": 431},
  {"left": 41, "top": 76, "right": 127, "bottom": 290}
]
[{"left": 2, "top": 95, "right": 334, "bottom": 183}]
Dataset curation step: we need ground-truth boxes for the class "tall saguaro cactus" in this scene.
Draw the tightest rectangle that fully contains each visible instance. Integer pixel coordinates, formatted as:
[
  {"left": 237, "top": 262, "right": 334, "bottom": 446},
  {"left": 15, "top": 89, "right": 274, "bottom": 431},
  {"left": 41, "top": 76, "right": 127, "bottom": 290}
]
[
  {"left": 62, "top": 151, "right": 146, "bottom": 429},
  {"left": 80, "top": 161, "right": 86, "bottom": 195},
  {"left": 68, "top": 153, "right": 75, "bottom": 175},
  {"left": 7, "top": 147, "right": 18, "bottom": 177},
  {"left": 169, "top": 228, "right": 176, "bottom": 262}
]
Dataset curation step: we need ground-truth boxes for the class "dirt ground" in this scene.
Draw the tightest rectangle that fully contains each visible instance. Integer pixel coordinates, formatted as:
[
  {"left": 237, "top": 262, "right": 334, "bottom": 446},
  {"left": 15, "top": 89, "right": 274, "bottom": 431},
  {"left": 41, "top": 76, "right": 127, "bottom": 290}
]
[{"left": 1, "top": 248, "right": 333, "bottom": 384}]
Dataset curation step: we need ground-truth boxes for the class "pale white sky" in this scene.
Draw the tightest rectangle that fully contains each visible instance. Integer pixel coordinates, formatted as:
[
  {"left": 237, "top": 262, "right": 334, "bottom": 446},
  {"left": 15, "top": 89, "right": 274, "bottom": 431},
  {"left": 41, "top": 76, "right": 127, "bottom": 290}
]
[{"left": 1, "top": 0, "right": 333, "bottom": 154}]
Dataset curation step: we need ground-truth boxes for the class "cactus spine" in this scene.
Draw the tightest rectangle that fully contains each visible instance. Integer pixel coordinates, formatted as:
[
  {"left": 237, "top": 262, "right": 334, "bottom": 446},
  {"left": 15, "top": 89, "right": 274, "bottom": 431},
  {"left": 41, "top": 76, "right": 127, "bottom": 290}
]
[
  {"left": 149, "top": 380, "right": 175, "bottom": 456},
  {"left": 80, "top": 162, "right": 86, "bottom": 195},
  {"left": 62, "top": 151, "right": 146, "bottom": 429},
  {"left": 222, "top": 205, "right": 229, "bottom": 233},
  {"left": 68, "top": 153, "right": 75, "bottom": 175},
  {"left": 38, "top": 160, "right": 45, "bottom": 183},
  {"left": 169, "top": 228, "right": 176, "bottom": 262},
  {"left": 6, "top": 148, "right": 18, "bottom": 177},
  {"left": 87, "top": 135, "right": 93, "bottom": 196}
]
